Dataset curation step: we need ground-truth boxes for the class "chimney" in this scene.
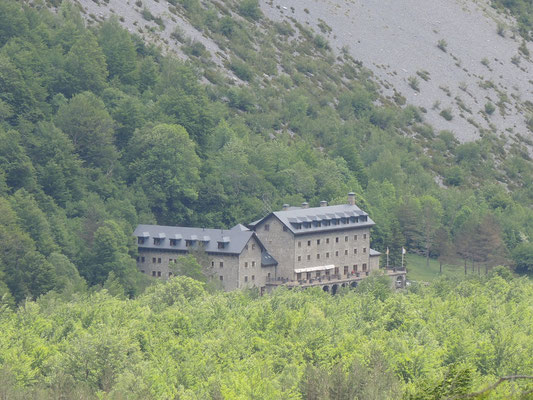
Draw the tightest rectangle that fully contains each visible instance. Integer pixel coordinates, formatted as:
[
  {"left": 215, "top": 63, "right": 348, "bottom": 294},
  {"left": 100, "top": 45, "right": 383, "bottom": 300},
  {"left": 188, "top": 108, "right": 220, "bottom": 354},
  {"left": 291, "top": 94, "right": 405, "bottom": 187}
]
[
  {"left": 301, "top": 202, "right": 309, "bottom": 209},
  {"left": 282, "top": 204, "right": 290, "bottom": 211},
  {"left": 320, "top": 200, "right": 328, "bottom": 207},
  {"left": 348, "top": 192, "right": 356, "bottom": 206}
]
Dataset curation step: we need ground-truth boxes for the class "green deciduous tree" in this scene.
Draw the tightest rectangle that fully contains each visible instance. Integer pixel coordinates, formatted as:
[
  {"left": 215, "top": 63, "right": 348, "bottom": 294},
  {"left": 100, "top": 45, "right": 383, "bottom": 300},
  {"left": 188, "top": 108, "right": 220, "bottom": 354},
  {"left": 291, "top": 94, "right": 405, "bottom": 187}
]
[
  {"left": 128, "top": 124, "right": 201, "bottom": 225},
  {"left": 98, "top": 18, "right": 138, "bottom": 84},
  {"left": 55, "top": 92, "right": 118, "bottom": 172},
  {"left": 64, "top": 32, "right": 108, "bottom": 96}
]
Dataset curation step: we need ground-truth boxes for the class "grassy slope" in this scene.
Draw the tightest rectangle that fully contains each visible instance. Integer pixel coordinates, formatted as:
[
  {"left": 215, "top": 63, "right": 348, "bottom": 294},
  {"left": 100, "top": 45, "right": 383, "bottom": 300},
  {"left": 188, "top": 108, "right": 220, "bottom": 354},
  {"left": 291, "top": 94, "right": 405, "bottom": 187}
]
[{"left": 406, "top": 253, "right": 468, "bottom": 282}]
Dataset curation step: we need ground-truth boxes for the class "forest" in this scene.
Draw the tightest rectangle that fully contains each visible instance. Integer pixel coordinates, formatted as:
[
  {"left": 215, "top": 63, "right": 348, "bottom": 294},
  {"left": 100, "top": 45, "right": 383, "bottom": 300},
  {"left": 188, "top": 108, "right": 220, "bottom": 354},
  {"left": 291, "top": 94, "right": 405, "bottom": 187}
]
[{"left": 0, "top": 0, "right": 532, "bottom": 397}]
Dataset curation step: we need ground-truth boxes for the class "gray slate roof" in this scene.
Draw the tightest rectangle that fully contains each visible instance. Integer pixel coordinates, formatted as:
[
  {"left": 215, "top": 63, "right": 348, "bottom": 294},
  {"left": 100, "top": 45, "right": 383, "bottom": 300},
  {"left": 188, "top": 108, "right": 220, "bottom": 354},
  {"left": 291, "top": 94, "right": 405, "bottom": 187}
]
[
  {"left": 250, "top": 204, "right": 375, "bottom": 235},
  {"left": 369, "top": 248, "right": 381, "bottom": 256},
  {"left": 134, "top": 224, "right": 254, "bottom": 255}
]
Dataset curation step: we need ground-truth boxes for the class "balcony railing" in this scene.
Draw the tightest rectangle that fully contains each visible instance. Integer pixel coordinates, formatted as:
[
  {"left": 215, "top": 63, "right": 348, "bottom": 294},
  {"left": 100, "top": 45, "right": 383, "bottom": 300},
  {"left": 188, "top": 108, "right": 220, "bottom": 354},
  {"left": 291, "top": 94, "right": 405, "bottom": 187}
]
[{"left": 266, "top": 267, "right": 406, "bottom": 287}]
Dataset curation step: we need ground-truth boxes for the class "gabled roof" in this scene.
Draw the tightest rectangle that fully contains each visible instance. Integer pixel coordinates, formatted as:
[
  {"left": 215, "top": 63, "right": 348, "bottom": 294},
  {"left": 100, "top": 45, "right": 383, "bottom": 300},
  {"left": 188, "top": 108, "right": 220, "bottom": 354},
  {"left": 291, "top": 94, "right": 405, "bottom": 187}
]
[
  {"left": 250, "top": 204, "right": 375, "bottom": 235},
  {"left": 134, "top": 224, "right": 254, "bottom": 255},
  {"left": 369, "top": 248, "right": 381, "bottom": 256},
  {"left": 134, "top": 224, "right": 278, "bottom": 267}
]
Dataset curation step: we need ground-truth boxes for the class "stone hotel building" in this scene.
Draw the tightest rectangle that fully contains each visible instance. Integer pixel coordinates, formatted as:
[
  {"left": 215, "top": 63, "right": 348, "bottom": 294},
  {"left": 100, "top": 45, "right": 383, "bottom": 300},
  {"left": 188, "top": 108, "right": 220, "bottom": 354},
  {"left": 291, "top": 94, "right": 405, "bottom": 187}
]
[{"left": 134, "top": 193, "right": 406, "bottom": 293}]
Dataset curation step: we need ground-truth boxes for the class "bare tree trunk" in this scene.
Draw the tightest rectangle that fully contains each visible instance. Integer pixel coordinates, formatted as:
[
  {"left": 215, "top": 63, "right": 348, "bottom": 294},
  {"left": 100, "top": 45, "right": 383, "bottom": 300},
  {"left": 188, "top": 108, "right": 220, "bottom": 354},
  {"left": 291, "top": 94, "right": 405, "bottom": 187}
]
[{"left": 464, "top": 259, "right": 467, "bottom": 275}]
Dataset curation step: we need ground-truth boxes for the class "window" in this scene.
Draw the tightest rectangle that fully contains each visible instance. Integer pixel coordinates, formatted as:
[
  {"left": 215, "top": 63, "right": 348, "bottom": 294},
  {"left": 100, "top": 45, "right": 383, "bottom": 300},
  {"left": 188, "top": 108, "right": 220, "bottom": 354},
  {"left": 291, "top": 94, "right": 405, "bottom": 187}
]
[
  {"left": 264, "top": 224, "right": 270, "bottom": 231},
  {"left": 136, "top": 256, "right": 140, "bottom": 262},
  {"left": 316, "top": 272, "right": 320, "bottom": 278},
  {"left": 363, "top": 234, "right": 367, "bottom": 239},
  {"left": 317, "top": 222, "right": 321, "bottom": 227},
  {"left": 354, "top": 248, "right": 357, "bottom": 254},
  {"left": 141, "top": 256, "right": 145, "bottom": 262},
  {"left": 325, "top": 269, "right": 330, "bottom": 276},
  {"left": 354, "top": 264, "right": 358, "bottom": 272},
  {"left": 298, "top": 241, "right": 302, "bottom": 248},
  {"left": 317, "top": 239, "right": 320, "bottom": 245},
  {"left": 334, "top": 267, "right": 339, "bottom": 275},
  {"left": 317, "top": 254, "right": 320, "bottom": 259},
  {"left": 345, "top": 236, "right": 348, "bottom": 242},
  {"left": 138, "top": 237, "right": 145, "bottom": 244},
  {"left": 153, "top": 238, "right": 162, "bottom": 245},
  {"left": 245, "top": 262, "right": 248, "bottom": 268},
  {"left": 335, "top": 251, "right": 339, "bottom": 256},
  {"left": 251, "top": 261, "right": 256, "bottom": 267},
  {"left": 244, "top": 276, "right": 248, "bottom": 282},
  {"left": 152, "top": 257, "right": 156, "bottom": 263},
  {"left": 185, "top": 240, "right": 192, "bottom": 247},
  {"left": 344, "top": 266, "right": 349, "bottom": 275},
  {"left": 307, "top": 240, "right": 311, "bottom": 246},
  {"left": 354, "top": 235, "right": 358, "bottom": 240},
  {"left": 336, "top": 237, "right": 339, "bottom": 243},
  {"left": 326, "top": 252, "right": 329, "bottom": 258},
  {"left": 307, "top": 255, "right": 311, "bottom": 260},
  {"left": 363, "top": 263, "right": 367, "bottom": 271},
  {"left": 152, "top": 271, "right": 156, "bottom": 276},
  {"left": 218, "top": 242, "right": 224, "bottom": 249},
  {"left": 326, "top": 238, "right": 330, "bottom": 244},
  {"left": 220, "top": 275, "right": 224, "bottom": 281},
  {"left": 157, "top": 258, "right": 161, "bottom": 263},
  {"left": 211, "top": 261, "right": 215, "bottom": 267},
  {"left": 297, "top": 273, "right": 302, "bottom": 280},
  {"left": 344, "top": 249, "right": 348, "bottom": 255},
  {"left": 170, "top": 239, "right": 177, "bottom": 246},
  {"left": 298, "top": 256, "right": 302, "bottom": 261},
  {"left": 363, "top": 248, "right": 367, "bottom": 253},
  {"left": 251, "top": 275, "right": 255, "bottom": 281},
  {"left": 220, "top": 261, "right": 224, "bottom": 268},
  {"left": 157, "top": 271, "right": 161, "bottom": 277},
  {"left": 267, "top": 272, "right": 271, "bottom": 278}
]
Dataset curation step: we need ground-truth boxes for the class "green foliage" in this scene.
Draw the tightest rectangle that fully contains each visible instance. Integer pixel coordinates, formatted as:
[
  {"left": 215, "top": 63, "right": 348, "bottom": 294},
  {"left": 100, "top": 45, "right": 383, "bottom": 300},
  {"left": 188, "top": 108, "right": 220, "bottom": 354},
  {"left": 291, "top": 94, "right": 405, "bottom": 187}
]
[
  {"left": 0, "top": 275, "right": 532, "bottom": 397},
  {"left": 511, "top": 242, "right": 533, "bottom": 273},
  {"left": 238, "top": 0, "right": 262, "bottom": 20}
]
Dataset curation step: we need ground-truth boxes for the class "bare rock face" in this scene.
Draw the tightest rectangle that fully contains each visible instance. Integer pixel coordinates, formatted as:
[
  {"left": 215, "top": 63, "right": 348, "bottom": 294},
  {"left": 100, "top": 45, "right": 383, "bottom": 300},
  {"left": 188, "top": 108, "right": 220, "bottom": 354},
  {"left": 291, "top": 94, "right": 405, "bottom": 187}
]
[{"left": 261, "top": 0, "right": 533, "bottom": 145}]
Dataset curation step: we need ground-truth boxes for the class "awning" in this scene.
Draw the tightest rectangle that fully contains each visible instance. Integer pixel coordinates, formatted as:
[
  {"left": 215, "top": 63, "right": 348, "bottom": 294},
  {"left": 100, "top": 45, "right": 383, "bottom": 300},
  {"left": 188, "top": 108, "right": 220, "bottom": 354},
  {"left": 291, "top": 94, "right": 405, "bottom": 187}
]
[{"left": 294, "top": 264, "right": 335, "bottom": 273}]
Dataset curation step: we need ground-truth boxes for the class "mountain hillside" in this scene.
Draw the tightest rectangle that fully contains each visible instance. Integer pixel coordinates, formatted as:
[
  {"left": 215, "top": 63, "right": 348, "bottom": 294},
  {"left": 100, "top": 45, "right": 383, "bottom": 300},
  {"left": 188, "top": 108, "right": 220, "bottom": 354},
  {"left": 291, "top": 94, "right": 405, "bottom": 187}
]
[
  {"left": 59, "top": 0, "right": 533, "bottom": 149},
  {"left": 263, "top": 0, "right": 533, "bottom": 145}
]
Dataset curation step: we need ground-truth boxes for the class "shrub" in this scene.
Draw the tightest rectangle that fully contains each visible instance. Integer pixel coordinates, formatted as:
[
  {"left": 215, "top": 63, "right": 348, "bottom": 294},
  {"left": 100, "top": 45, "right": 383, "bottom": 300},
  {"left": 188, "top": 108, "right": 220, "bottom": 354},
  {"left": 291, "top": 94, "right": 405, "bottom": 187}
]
[
  {"left": 437, "top": 39, "right": 448, "bottom": 52},
  {"left": 485, "top": 102, "right": 495, "bottom": 115},
  {"left": 238, "top": 0, "right": 262, "bottom": 20},
  {"left": 497, "top": 22, "right": 505, "bottom": 37},
  {"left": 408, "top": 76, "right": 420, "bottom": 91},
  {"left": 229, "top": 58, "right": 254, "bottom": 81},
  {"left": 440, "top": 108, "right": 453, "bottom": 121}
]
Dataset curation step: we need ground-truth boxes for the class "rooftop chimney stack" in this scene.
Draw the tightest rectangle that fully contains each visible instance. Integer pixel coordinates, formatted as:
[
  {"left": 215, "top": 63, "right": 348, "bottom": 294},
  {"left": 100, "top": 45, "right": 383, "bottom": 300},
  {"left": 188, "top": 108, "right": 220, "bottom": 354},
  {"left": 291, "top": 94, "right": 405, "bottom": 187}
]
[
  {"left": 301, "top": 202, "right": 309, "bottom": 209},
  {"left": 348, "top": 192, "right": 356, "bottom": 206},
  {"left": 320, "top": 200, "right": 328, "bottom": 207},
  {"left": 282, "top": 204, "right": 290, "bottom": 211}
]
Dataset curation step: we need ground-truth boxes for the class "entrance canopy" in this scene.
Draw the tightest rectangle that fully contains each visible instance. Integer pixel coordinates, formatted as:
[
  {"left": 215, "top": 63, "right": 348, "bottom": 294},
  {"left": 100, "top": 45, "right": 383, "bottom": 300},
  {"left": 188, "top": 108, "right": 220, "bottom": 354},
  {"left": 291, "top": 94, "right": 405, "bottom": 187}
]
[{"left": 295, "top": 264, "right": 335, "bottom": 273}]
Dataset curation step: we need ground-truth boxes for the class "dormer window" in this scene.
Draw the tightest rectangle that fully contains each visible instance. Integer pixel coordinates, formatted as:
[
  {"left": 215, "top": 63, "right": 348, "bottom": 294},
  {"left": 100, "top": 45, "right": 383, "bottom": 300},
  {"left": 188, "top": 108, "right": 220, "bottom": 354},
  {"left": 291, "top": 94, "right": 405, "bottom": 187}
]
[
  {"left": 217, "top": 242, "right": 225, "bottom": 249},
  {"left": 170, "top": 239, "right": 177, "bottom": 246},
  {"left": 153, "top": 237, "right": 163, "bottom": 245},
  {"left": 185, "top": 240, "right": 193, "bottom": 247},
  {"left": 138, "top": 237, "right": 145, "bottom": 245}
]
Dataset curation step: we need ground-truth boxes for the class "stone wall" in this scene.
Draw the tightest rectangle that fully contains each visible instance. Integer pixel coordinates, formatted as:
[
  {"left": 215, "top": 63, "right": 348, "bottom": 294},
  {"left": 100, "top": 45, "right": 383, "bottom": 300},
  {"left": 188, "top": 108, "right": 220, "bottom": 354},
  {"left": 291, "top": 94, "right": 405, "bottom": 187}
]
[{"left": 254, "top": 216, "right": 295, "bottom": 279}]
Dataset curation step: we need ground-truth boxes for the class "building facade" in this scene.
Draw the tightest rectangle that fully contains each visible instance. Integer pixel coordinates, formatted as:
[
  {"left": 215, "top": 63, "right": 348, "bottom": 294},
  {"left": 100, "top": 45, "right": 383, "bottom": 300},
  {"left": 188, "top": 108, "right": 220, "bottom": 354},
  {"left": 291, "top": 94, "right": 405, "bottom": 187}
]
[{"left": 134, "top": 193, "right": 406, "bottom": 293}]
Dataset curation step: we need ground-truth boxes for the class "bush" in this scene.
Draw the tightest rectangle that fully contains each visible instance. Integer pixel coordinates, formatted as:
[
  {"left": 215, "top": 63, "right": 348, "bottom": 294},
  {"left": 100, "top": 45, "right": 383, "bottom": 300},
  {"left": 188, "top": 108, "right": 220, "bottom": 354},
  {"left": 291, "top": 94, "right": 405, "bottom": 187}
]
[
  {"left": 229, "top": 58, "right": 254, "bottom": 81},
  {"left": 408, "top": 76, "right": 420, "bottom": 91},
  {"left": 484, "top": 102, "right": 495, "bottom": 115},
  {"left": 440, "top": 108, "right": 453, "bottom": 121},
  {"left": 437, "top": 39, "right": 448, "bottom": 52},
  {"left": 238, "top": 0, "right": 262, "bottom": 20}
]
